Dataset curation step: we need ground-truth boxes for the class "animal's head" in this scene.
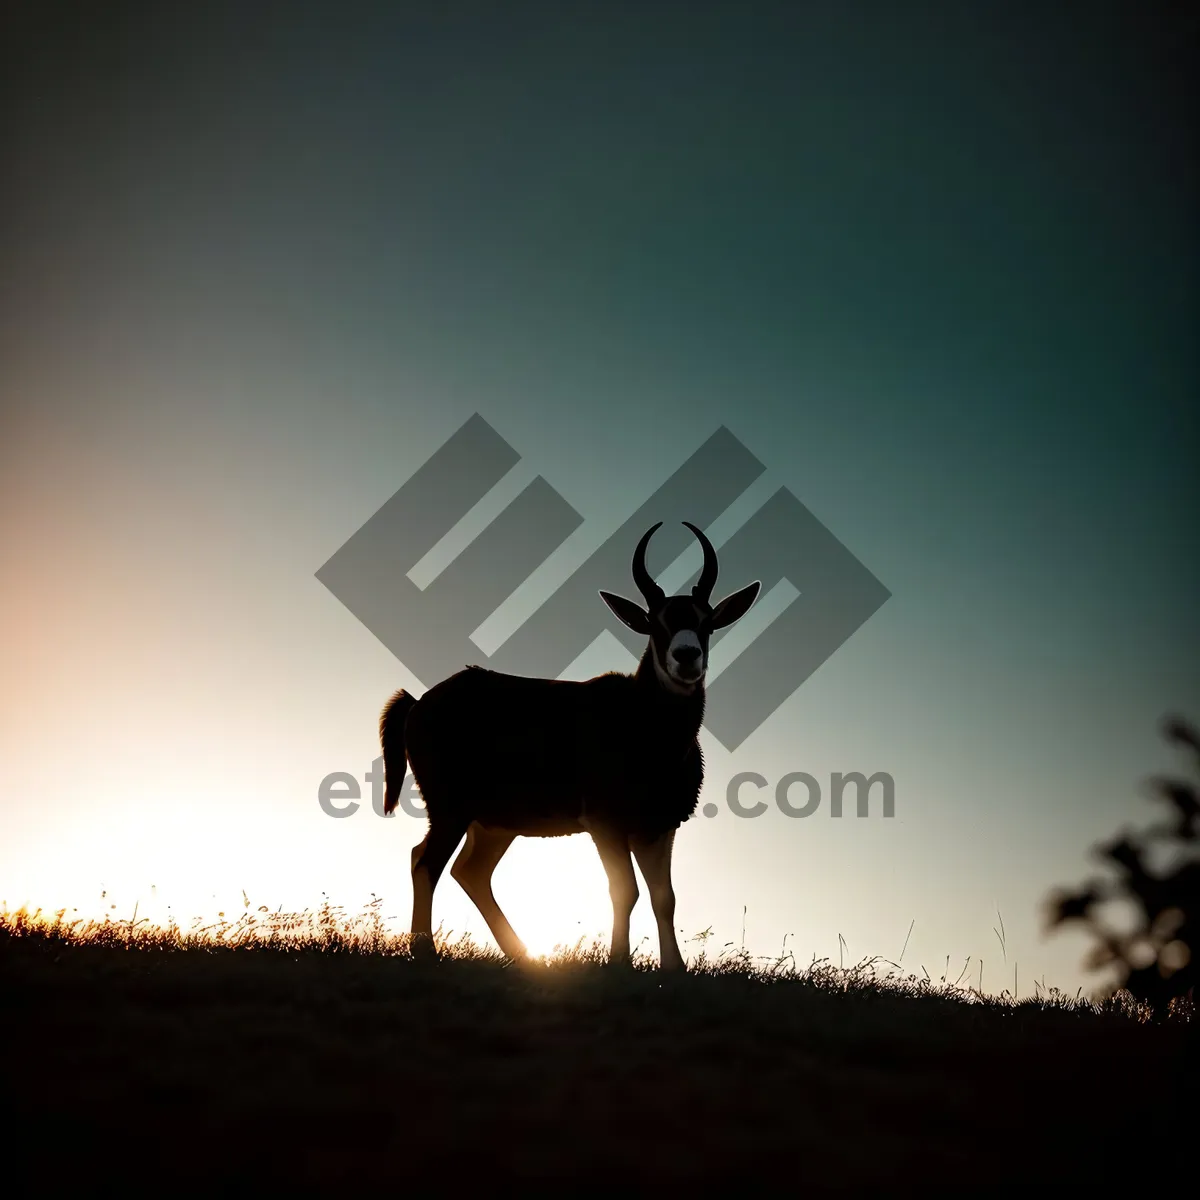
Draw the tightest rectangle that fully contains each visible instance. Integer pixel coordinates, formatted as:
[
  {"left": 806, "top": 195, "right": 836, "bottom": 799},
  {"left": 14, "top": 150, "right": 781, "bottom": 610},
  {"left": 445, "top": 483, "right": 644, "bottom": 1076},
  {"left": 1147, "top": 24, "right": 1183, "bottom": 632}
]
[{"left": 599, "top": 522, "right": 761, "bottom": 694}]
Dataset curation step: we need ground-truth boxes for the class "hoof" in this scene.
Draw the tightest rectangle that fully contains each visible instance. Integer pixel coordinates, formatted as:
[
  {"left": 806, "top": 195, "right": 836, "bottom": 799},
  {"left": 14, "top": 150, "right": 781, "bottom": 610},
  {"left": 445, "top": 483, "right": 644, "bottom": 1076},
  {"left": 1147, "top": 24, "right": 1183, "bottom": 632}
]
[{"left": 409, "top": 933, "right": 439, "bottom": 961}]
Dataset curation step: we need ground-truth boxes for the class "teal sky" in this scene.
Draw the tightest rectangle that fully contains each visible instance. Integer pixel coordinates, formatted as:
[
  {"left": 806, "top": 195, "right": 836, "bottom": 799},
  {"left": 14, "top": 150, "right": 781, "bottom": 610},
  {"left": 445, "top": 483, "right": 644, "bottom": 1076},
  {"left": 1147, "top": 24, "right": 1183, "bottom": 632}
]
[{"left": 2, "top": 2, "right": 1195, "bottom": 993}]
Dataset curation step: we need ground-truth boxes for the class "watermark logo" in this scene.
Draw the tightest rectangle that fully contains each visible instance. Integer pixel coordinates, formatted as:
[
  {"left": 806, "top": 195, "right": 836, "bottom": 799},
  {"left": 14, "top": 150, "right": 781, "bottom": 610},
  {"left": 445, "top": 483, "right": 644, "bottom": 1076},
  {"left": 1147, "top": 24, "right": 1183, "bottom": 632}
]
[{"left": 316, "top": 413, "right": 888, "bottom": 752}]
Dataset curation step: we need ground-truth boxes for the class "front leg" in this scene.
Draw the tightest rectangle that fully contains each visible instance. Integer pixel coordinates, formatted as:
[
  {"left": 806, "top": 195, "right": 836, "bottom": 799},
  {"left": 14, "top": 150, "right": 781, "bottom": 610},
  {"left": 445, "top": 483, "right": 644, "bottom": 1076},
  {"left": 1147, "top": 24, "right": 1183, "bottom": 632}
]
[
  {"left": 630, "top": 829, "right": 685, "bottom": 971},
  {"left": 585, "top": 822, "right": 639, "bottom": 965}
]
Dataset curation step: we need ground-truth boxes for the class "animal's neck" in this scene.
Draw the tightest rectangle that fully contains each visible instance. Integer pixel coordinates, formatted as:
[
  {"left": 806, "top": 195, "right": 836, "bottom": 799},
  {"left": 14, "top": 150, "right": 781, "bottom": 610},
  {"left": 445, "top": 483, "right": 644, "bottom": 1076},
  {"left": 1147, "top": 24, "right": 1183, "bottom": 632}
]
[{"left": 634, "top": 646, "right": 705, "bottom": 738}]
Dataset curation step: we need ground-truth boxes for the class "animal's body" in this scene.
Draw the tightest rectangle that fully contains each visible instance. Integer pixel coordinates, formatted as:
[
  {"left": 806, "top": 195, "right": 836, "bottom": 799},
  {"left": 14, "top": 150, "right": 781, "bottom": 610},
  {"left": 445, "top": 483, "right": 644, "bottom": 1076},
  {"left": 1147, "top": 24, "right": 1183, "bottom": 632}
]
[
  {"left": 386, "top": 662, "right": 704, "bottom": 839},
  {"left": 379, "top": 521, "right": 760, "bottom": 970}
]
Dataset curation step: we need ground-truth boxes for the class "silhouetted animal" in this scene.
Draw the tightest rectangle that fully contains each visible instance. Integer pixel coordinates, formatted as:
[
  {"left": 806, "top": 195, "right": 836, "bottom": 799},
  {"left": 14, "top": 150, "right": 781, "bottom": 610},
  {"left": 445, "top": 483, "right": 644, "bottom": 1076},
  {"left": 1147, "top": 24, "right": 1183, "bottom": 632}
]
[{"left": 379, "top": 521, "right": 761, "bottom": 969}]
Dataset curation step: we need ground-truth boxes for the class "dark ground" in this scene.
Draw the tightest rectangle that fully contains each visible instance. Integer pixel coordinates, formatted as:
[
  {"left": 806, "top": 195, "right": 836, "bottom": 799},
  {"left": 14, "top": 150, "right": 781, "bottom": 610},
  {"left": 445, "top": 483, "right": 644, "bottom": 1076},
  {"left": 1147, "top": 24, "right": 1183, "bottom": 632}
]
[{"left": 2, "top": 927, "right": 1193, "bottom": 1192}]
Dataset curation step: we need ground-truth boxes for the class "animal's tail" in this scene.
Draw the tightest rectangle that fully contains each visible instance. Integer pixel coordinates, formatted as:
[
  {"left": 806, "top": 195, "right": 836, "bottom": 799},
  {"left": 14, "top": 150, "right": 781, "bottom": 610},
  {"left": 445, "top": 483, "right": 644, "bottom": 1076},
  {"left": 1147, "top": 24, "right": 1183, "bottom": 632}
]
[{"left": 379, "top": 689, "right": 418, "bottom": 816}]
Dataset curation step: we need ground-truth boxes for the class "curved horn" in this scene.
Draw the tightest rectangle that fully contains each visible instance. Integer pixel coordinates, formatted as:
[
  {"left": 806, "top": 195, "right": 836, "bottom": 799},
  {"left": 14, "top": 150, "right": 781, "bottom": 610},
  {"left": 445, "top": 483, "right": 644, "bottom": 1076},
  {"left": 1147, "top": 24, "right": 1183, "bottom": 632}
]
[
  {"left": 683, "top": 521, "right": 719, "bottom": 603},
  {"left": 632, "top": 522, "right": 665, "bottom": 606}
]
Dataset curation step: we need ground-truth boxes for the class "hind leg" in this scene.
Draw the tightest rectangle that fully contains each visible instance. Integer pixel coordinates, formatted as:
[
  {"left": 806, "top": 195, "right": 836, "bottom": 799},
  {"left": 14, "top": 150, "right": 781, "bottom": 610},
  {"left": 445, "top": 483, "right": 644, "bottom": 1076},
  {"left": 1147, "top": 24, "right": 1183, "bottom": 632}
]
[
  {"left": 410, "top": 818, "right": 468, "bottom": 959},
  {"left": 450, "top": 823, "right": 525, "bottom": 960}
]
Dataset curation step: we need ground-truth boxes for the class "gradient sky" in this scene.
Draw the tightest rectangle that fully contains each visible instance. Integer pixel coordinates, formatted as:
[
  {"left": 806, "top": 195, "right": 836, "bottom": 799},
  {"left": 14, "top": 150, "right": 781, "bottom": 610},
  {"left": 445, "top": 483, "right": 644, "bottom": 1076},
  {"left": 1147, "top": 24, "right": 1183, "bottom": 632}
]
[{"left": 3, "top": 2, "right": 1196, "bottom": 994}]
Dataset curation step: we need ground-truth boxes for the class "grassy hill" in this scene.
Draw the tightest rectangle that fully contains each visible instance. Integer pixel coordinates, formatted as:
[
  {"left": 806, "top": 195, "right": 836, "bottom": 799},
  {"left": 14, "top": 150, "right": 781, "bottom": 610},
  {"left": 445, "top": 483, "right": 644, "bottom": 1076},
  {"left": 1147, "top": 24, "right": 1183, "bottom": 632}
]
[{"left": 3, "top": 905, "right": 1192, "bottom": 1190}]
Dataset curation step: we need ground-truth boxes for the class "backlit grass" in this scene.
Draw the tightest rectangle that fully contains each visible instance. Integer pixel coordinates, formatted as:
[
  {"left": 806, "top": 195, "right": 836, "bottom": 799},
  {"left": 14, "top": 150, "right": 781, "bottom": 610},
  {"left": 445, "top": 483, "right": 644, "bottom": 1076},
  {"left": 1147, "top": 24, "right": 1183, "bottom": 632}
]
[{"left": 3, "top": 896, "right": 1190, "bottom": 1022}]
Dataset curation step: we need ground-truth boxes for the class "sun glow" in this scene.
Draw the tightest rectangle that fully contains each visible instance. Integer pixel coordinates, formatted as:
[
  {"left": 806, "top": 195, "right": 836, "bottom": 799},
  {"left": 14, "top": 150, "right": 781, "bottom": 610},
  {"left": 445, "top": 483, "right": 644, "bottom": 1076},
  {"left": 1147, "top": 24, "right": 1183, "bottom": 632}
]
[
  {"left": 3, "top": 790, "right": 641, "bottom": 962},
  {"left": 459, "top": 833, "right": 621, "bottom": 959}
]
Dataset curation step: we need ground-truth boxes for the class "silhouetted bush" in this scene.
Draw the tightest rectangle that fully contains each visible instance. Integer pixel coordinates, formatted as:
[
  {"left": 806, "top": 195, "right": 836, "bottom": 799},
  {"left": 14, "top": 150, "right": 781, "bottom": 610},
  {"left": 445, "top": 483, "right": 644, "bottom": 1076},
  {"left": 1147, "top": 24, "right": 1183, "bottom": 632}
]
[{"left": 1047, "top": 715, "right": 1199, "bottom": 1018}]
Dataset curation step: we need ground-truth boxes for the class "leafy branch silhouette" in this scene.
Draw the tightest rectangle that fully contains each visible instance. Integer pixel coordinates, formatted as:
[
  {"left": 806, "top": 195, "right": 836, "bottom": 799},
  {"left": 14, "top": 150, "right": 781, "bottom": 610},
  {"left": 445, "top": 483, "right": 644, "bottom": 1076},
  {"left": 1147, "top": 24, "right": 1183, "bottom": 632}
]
[{"left": 1046, "top": 715, "right": 1199, "bottom": 1017}]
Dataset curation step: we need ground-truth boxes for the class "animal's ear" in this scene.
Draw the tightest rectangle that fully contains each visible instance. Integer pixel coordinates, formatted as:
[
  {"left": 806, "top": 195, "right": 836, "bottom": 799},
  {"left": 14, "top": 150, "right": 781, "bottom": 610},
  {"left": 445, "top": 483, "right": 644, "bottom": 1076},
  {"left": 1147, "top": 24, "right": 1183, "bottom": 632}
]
[
  {"left": 599, "top": 590, "right": 651, "bottom": 634},
  {"left": 710, "top": 581, "right": 761, "bottom": 630}
]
